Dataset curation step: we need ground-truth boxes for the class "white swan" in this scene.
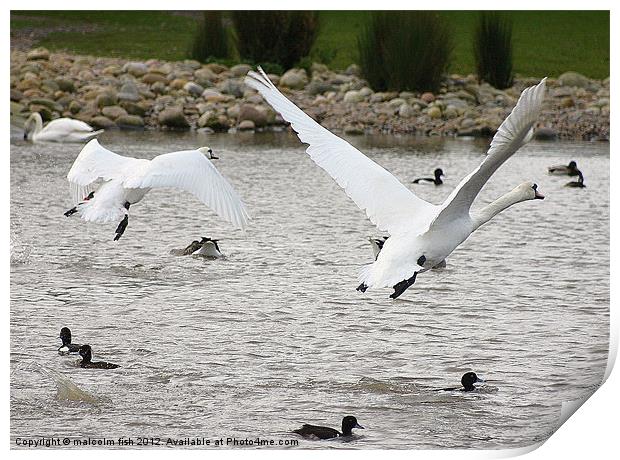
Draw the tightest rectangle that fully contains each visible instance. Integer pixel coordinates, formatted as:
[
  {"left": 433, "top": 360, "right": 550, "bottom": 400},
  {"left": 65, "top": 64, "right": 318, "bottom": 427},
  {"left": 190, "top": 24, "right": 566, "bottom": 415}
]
[
  {"left": 246, "top": 68, "right": 546, "bottom": 298},
  {"left": 24, "top": 112, "right": 104, "bottom": 143},
  {"left": 64, "top": 140, "right": 249, "bottom": 240}
]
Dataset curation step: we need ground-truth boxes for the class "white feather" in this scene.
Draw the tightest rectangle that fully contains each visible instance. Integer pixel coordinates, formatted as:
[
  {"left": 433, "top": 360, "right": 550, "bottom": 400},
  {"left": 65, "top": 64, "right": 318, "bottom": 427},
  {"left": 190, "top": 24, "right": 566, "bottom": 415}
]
[
  {"left": 245, "top": 68, "right": 436, "bottom": 236},
  {"left": 248, "top": 68, "right": 546, "bottom": 296},
  {"left": 25, "top": 113, "right": 104, "bottom": 143},
  {"left": 66, "top": 140, "right": 250, "bottom": 230},
  {"left": 431, "top": 78, "right": 547, "bottom": 228}
]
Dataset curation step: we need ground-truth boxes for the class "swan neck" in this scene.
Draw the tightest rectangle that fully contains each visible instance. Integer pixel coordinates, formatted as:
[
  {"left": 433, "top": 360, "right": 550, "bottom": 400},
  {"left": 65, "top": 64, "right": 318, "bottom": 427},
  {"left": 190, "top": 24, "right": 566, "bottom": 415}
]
[
  {"left": 472, "top": 189, "right": 526, "bottom": 231},
  {"left": 35, "top": 115, "right": 43, "bottom": 133}
]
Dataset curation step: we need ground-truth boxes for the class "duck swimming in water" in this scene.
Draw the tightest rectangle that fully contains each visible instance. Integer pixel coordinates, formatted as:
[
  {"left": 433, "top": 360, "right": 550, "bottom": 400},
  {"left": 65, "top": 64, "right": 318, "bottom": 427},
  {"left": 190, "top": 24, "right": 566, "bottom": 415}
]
[
  {"left": 78, "top": 345, "right": 120, "bottom": 369},
  {"left": 293, "top": 416, "right": 364, "bottom": 440},
  {"left": 565, "top": 170, "right": 586, "bottom": 188},
  {"left": 58, "top": 327, "right": 81, "bottom": 354},
  {"left": 171, "top": 237, "right": 224, "bottom": 257},
  {"left": 413, "top": 168, "right": 444, "bottom": 185},
  {"left": 437, "top": 372, "right": 485, "bottom": 392},
  {"left": 192, "top": 237, "right": 223, "bottom": 258},
  {"left": 548, "top": 160, "right": 580, "bottom": 176}
]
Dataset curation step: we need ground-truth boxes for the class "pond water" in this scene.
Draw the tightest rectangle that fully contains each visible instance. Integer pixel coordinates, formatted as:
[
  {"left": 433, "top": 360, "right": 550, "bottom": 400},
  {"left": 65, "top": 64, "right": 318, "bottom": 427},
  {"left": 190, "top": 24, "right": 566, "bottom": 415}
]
[{"left": 10, "top": 130, "right": 609, "bottom": 449}]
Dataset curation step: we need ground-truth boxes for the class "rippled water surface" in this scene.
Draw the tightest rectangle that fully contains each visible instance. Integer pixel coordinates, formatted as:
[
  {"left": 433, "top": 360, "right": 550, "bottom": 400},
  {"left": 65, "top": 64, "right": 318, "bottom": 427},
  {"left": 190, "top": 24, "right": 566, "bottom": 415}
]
[{"left": 10, "top": 130, "right": 609, "bottom": 449}]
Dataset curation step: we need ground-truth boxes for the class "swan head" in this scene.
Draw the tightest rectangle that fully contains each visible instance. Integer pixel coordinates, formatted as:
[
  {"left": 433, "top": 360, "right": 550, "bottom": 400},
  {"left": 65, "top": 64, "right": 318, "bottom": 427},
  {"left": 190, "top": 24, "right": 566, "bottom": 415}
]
[
  {"left": 198, "top": 146, "right": 218, "bottom": 160},
  {"left": 23, "top": 112, "right": 42, "bottom": 139},
  {"left": 517, "top": 182, "right": 545, "bottom": 201}
]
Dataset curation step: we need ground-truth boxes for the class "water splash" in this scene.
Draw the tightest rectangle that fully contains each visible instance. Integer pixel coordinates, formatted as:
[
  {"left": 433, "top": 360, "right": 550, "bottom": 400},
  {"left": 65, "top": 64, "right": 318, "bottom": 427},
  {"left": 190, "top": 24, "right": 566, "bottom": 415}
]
[{"left": 26, "top": 362, "right": 103, "bottom": 405}]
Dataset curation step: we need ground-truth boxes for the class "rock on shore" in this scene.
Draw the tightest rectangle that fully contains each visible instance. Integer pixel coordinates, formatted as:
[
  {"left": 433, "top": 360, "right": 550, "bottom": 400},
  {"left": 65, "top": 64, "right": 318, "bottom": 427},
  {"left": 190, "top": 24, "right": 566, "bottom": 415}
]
[{"left": 10, "top": 48, "right": 610, "bottom": 141}]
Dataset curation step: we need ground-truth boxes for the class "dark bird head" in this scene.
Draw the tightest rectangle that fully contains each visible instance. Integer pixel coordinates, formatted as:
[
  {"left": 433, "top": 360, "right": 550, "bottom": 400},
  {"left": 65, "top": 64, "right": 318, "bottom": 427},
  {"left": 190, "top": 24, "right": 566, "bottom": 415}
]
[
  {"left": 59, "top": 327, "right": 72, "bottom": 345},
  {"left": 532, "top": 183, "right": 545, "bottom": 199},
  {"left": 568, "top": 160, "right": 577, "bottom": 169},
  {"left": 85, "top": 191, "right": 95, "bottom": 201},
  {"left": 78, "top": 344, "right": 93, "bottom": 362},
  {"left": 199, "top": 146, "right": 218, "bottom": 159},
  {"left": 342, "top": 416, "right": 364, "bottom": 435},
  {"left": 434, "top": 168, "right": 444, "bottom": 178},
  {"left": 461, "top": 372, "right": 484, "bottom": 391}
]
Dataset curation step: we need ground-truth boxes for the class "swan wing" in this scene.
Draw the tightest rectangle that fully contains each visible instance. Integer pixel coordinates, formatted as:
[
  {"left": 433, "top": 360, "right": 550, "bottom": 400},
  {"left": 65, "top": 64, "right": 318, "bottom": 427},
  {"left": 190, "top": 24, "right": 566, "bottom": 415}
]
[
  {"left": 432, "top": 78, "right": 547, "bottom": 226},
  {"left": 123, "top": 149, "right": 250, "bottom": 231},
  {"left": 67, "top": 139, "right": 146, "bottom": 204},
  {"left": 46, "top": 118, "right": 96, "bottom": 133},
  {"left": 245, "top": 67, "right": 435, "bottom": 235}
]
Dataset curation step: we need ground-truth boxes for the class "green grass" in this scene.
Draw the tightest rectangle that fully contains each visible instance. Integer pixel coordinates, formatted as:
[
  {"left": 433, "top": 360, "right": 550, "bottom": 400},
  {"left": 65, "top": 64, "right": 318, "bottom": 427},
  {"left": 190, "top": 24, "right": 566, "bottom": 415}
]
[
  {"left": 11, "top": 10, "right": 609, "bottom": 78},
  {"left": 314, "top": 10, "right": 609, "bottom": 78},
  {"left": 11, "top": 11, "right": 198, "bottom": 61}
]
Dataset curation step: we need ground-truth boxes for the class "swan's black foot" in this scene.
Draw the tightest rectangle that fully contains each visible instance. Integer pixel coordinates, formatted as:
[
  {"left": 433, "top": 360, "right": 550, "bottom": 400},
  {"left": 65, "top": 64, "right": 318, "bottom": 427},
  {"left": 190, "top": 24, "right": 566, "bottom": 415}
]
[
  {"left": 375, "top": 238, "right": 387, "bottom": 250},
  {"left": 417, "top": 255, "right": 427, "bottom": 266},
  {"left": 64, "top": 207, "right": 77, "bottom": 217},
  {"left": 114, "top": 215, "right": 129, "bottom": 241},
  {"left": 390, "top": 272, "right": 418, "bottom": 299},
  {"left": 357, "top": 283, "right": 368, "bottom": 293}
]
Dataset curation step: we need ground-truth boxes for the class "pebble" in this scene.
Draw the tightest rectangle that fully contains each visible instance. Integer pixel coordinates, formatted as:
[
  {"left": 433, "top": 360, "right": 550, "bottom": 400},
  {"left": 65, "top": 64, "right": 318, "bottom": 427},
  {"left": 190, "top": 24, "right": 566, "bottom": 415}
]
[
  {"left": 158, "top": 106, "right": 189, "bottom": 130},
  {"left": 9, "top": 48, "right": 609, "bottom": 141},
  {"left": 238, "top": 119, "right": 256, "bottom": 131}
]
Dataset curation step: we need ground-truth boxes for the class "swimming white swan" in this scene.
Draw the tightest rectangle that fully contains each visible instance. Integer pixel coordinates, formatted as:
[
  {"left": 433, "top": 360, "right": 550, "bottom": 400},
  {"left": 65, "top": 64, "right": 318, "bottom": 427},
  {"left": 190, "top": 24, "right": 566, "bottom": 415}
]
[
  {"left": 246, "top": 68, "right": 546, "bottom": 298},
  {"left": 24, "top": 112, "right": 103, "bottom": 143},
  {"left": 64, "top": 140, "right": 249, "bottom": 240}
]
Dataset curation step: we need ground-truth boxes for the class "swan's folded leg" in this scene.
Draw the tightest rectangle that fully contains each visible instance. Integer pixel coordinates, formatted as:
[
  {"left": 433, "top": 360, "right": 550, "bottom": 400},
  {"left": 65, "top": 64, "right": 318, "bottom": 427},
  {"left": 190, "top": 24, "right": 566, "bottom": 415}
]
[
  {"left": 113, "top": 201, "right": 130, "bottom": 241},
  {"left": 390, "top": 272, "right": 418, "bottom": 299},
  {"left": 65, "top": 191, "right": 95, "bottom": 217}
]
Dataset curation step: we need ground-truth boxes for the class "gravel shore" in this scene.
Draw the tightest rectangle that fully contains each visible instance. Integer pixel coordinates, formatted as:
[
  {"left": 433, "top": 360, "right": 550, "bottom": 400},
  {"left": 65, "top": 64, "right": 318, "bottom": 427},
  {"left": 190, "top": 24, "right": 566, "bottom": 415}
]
[{"left": 11, "top": 48, "right": 610, "bottom": 141}]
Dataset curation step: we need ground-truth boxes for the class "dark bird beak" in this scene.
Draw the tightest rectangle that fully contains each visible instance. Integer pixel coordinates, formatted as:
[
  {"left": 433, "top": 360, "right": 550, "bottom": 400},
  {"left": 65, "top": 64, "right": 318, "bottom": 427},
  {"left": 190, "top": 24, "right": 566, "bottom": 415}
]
[
  {"left": 211, "top": 155, "right": 219, "bottom": 160},
  {"left": 476, "top": 377, "right": 485, "bottom": 383},
  {"left": 355, "top": 423, "right": 365, "bottom": 429}
]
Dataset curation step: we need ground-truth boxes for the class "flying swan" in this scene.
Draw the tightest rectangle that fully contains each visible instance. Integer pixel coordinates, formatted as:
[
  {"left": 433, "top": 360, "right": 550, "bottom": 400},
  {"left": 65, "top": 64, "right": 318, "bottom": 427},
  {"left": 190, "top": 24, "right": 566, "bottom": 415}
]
[
  {"left": 64, "top": 140, "right": 250, "bottom": 240},
  {"left": 24, "top": 112, "right": 104, "bottom": 143},
  {"left": 246, "top": 68, "right": 546, "bottom": 299}
]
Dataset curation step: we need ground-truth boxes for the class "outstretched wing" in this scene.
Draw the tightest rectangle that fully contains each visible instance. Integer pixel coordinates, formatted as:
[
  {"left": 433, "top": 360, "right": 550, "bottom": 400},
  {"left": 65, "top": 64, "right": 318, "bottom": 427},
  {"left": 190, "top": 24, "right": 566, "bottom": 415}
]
[
  {"left": 123, "top": 149, "right": 250, "bottom": 231},
  {"left": 431, "top": 78, "right": 547, "bottom": 227},
  {"left": 67, "top": 139, "right": 146, "bottom": 204},
  {"left": 245, "top": 67, "right": 436, "bottom": 236}
]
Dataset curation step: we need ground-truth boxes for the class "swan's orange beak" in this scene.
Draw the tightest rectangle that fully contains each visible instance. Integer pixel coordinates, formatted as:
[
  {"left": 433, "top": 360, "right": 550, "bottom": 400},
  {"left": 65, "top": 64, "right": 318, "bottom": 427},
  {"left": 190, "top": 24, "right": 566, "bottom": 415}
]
[{"left": 535, "top": 190, "right": 545, "bottom": 199}]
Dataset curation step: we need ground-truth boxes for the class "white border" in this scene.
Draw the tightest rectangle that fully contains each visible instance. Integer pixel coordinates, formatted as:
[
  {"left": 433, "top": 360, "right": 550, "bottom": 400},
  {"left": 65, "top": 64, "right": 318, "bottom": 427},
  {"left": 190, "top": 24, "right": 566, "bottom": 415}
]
[{"left": 5, "top": 1, "right": 616, "bottom": 458}]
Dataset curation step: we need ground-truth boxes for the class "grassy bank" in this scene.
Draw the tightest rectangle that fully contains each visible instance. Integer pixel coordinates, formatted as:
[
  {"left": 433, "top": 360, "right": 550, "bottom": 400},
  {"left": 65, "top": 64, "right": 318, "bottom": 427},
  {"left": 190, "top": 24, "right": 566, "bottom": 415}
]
[{"left": 11, "top": 10, "right": 609, "bottom": 78}]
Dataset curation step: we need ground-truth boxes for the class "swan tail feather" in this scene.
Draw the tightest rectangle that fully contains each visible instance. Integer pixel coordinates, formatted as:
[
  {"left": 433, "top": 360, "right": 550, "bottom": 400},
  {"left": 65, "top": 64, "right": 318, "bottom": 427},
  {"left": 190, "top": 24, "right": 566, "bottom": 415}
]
[{"left": 76, "top": 200, "right": 126, "bottom": 224}]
